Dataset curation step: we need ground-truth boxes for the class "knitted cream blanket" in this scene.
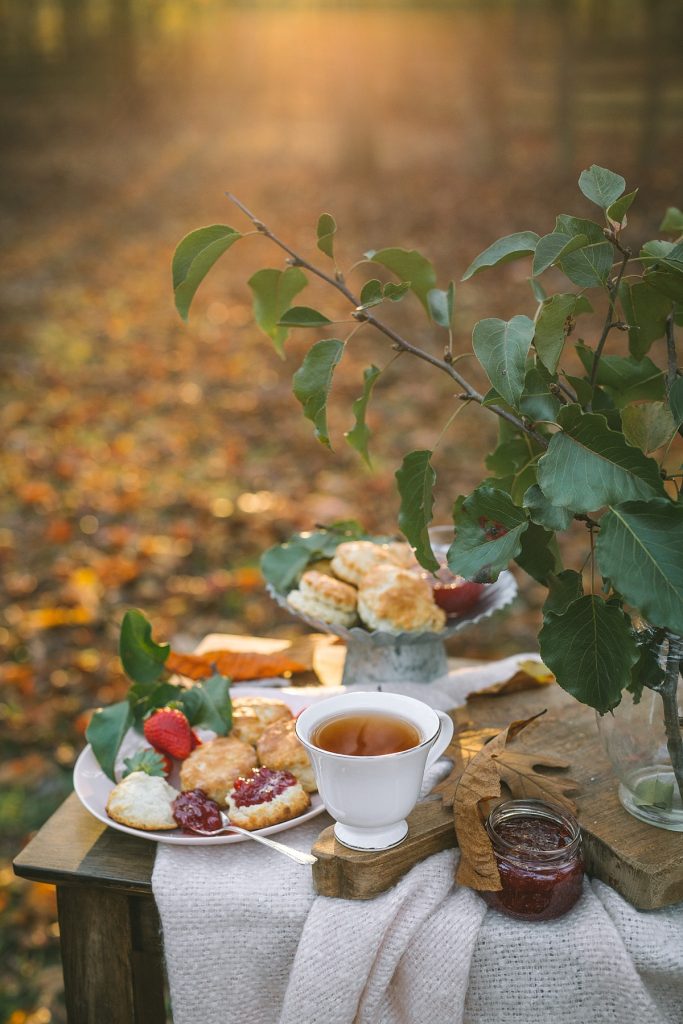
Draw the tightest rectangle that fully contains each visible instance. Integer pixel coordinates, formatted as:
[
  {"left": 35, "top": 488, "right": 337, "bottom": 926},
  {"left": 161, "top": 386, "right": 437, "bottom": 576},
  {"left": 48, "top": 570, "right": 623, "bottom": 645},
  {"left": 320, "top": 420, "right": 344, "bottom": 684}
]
[{"left": 152, "top": 655, "right": 683, "bottom": 1024}]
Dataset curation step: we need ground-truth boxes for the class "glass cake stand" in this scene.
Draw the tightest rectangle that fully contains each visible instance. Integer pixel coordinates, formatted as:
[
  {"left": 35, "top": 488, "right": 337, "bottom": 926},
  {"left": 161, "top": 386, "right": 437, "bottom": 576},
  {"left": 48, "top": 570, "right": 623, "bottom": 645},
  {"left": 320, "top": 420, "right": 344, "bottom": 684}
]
[{"left": 267, "top": 571, "right": 518, "bottom": 686}]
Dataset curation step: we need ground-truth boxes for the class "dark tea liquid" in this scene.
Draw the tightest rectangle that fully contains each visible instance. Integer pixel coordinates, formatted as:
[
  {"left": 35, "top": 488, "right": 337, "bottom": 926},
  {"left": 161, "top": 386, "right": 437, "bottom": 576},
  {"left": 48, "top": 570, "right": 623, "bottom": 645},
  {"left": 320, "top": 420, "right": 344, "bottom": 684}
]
[{"left": 311, "top": 712, "right": 421, "bottom": 756}]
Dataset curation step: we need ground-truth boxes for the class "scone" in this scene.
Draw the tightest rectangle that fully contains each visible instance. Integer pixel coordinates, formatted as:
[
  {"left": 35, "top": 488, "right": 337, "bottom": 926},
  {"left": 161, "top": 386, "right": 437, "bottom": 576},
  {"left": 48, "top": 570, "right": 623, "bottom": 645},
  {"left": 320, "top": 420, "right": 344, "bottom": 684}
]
[
  {"left": 357, "top": 564, "right": 447, "bottom": 634},
  {"left": 257, "top": 718, "right": 317, "bottom": 793},
  {"left": 225, "top": 767, "right": 310, "bottom": 830},
  {"left": 286, "top": 569, "right": 357, "bottom": 627},
  {"left": 330, "top": 540, "right": 408, "bottom": 586},
  {"left": 180, "top": 735, "right": 258, "bottom": 806},
  {"left": 383, "top": 542, "right": 418, "bottom": 569},
  {"left": 106, "top": 771, "right": 179, "bottom": 831},
  {"left": 231, "top": 696, "right": 293, "bottom": 746}
]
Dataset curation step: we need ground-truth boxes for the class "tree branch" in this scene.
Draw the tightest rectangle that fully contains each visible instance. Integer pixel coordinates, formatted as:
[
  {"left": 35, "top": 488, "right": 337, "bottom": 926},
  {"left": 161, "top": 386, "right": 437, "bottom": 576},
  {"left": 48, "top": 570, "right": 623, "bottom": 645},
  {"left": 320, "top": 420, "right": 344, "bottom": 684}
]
[
  {"left": 588, "top": 236, "right": 631, "bottom": 396},
  {"left": 665, "top": 313, "right": 677, "bottom": 394}
]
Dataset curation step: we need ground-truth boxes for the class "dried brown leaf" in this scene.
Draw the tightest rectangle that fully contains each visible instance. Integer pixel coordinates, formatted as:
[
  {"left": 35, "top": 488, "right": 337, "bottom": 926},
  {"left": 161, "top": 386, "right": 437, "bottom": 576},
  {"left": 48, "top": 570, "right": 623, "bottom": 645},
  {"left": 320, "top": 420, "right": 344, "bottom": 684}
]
[
  {"left": 431, "top": 723, "right": 499, "bottom": 807},
  {"left": 494, "top": 749, "right": 578, "bottom": 814},
  {"left": 167, "top": 635, "right": 319, "bottom": 682},
  {"left": 466, "top": 659, "right": 555, "bottom": 700}
]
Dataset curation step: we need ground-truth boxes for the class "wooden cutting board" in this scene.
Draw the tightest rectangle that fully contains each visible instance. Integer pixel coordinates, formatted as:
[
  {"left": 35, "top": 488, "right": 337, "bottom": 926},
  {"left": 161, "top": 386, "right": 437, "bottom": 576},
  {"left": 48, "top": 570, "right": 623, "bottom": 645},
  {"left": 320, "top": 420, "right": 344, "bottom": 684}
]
[{"left": 311, "top": 683, "right": 683, "bottom": 910}]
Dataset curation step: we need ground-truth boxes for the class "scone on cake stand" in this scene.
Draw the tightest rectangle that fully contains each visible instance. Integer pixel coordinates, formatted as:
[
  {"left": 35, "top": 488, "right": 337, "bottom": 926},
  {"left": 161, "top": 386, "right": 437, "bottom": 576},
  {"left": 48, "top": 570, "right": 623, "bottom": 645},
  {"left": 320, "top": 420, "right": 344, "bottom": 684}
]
[{"left": 267, "top": 563, "right": 517, "bottom": 686}]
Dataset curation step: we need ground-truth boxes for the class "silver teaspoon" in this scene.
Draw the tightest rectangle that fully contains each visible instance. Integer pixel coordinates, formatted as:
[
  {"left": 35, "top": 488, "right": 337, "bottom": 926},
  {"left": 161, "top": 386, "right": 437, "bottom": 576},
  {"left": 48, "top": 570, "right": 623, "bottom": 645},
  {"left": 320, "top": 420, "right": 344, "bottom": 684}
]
[{"left": 192, "top": 811, "right": 317, "bottom": 865}]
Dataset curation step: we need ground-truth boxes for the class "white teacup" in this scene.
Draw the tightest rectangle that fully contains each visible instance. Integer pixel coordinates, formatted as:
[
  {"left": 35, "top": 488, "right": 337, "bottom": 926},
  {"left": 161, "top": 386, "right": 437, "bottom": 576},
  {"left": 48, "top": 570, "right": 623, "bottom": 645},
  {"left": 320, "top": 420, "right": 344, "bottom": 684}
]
[{"left": 296, "top": 691, "right": 454, "bottom": 851}]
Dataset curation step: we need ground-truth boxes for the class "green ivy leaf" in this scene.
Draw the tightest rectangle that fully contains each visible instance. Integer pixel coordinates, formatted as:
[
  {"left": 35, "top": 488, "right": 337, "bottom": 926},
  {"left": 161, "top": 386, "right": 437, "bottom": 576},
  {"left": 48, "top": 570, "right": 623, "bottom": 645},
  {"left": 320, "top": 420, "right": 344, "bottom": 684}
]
[
  {"left": 621, "top": 402, "right": 677, "bottom": 454},
  {"left": 292, "top": 339, "right": 344, "bottom": 448},
  {"left": 447, "top": 486, "right": 529, "bottom": 583},
  {"left": 606, "top": 189, "right": 638, "bottom": 229},
  {"left": 668, "top": 376, "right": 683, "bottom": 427},
  {"left": 365, "top": 247, "right": 436, "bottom": 313},
  {"left": 523, "top": 484, "right": 574, "bottom": 532},
  {"left": 596, "top": 499, "right": 683, "bottom": 635},
  {"left": 395, "top": 450, "right": 439, "bottom": 572},
  {"left": 543, "top": 570, "right": 584, "bottom": 617},
  {"left": 539, "top": 595, "right": 637, "bottom": 713},
  {"left": 359, "top": 279, "right": 384, "bottom": 309},
  {"left": 345, "top": 365, "right": 381, "bottom": 467},
  {"left": 427, "top": 282, "right": 455, "bottom": 328},
  {"left": 537, "top": 405, "right": 666, "bottom": 513},
  {"left": 532, "top": 232, "right": 588, "bottom": 277},
  {"left": 179, "top": 673, "right": 232, "bottom": 735},
  {"left": 247, "top": 267, "right": 307, "bottom": 357},
  {"left": 472, "top": 315, "right": 535, "bottom": 409},
  {"left": 119, "top": 609, "right": 170, "bottom": 686},
  {"left": 576, "top": 345, "right": 665, "bottom": 408},
  {"left": 172, "top": 225, "right": 242, "bottom": 321},
  {"left": 660, "top": 207, "right": 683, "bottom": 233},
  {"left": 278, "top": 306, "right": 333, "bottom": 328},
  {"left": 86, "top": 700, "right": 134, "bottom": 781},
  {"left": 461, "top": 232, "right": 539, "bottom": 281},
  {"left": 316, "top": 213, "right": 337, "bottom": 259},
  {"left": 578, "top": 164, "right": 626, "bottom": 209},
  {"left": 515, "top": 522, "right": 558, "bottom": 584},
  {"left": 533, "top": 294, "right": 592, "bottom": 374},
  {"left": 618, "top": 280, "right": 672, "bottom": 359}
]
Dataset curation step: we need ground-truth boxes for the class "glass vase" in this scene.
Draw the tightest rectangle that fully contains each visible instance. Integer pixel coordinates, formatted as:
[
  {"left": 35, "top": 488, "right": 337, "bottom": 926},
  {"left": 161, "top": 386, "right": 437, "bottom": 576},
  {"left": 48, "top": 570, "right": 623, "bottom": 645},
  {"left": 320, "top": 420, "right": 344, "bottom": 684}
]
[{"left": 597, "top": 631, "right": 683, "bottom": 831}]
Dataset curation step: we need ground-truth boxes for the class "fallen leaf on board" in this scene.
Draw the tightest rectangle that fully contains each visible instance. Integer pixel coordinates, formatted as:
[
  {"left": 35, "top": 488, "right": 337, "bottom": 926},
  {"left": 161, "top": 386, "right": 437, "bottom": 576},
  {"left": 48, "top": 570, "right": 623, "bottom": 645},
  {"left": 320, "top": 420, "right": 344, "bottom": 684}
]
[
  {"left": 466, "top": 659, "right": 555, "bottom": 700},
  {"left": 494, "top": 749, "right": 578, "bottom": 814},
  {"left": 431, "top": 722, "right": 500, "bottom": 807},
  {"left": 167, "top": 635, "right": 321, "bottom": 682}
]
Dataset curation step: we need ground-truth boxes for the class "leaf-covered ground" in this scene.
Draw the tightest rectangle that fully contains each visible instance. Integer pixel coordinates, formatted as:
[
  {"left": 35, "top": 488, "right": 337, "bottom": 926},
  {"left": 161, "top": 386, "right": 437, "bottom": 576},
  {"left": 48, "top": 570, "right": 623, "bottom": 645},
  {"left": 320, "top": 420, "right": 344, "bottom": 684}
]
[{"left": 1, "top": 2, "right": 682, "bottom": 1021}]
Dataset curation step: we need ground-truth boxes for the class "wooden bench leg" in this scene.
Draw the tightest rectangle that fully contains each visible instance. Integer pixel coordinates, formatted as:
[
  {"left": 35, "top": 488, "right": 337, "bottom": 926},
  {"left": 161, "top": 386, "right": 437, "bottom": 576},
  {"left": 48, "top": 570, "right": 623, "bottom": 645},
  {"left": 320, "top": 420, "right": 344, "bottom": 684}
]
[{"left": 57, "top": 886, "right": 167, "bottom": 1024}]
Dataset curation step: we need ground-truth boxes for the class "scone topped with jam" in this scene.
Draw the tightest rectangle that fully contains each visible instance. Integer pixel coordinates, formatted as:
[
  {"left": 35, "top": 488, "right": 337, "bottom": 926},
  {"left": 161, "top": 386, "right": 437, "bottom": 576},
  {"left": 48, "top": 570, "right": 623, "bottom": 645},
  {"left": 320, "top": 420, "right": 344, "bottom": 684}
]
[{"left": 225, "top": 767, "right": 310, "bottom": 830}]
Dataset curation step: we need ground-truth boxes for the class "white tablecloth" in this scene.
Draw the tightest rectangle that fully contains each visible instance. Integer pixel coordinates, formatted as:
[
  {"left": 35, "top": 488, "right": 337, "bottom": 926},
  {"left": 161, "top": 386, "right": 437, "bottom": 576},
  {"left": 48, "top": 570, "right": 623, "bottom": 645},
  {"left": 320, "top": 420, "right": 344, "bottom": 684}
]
[{"left": 152, "top": 655, "right": 683, "bottom": 1024}]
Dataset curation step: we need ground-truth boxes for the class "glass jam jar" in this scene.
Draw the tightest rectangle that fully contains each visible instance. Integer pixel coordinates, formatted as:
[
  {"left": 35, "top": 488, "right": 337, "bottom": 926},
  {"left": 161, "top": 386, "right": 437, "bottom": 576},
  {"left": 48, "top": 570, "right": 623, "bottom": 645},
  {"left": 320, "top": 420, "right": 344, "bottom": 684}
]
[{"left": 481, "top": 799, "right": 584, "bottom": 921}]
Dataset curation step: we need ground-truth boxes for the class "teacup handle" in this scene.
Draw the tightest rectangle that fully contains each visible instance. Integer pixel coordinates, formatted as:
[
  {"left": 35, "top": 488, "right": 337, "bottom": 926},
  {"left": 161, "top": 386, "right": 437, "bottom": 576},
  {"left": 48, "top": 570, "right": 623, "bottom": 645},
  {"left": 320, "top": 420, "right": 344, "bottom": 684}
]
[{"left": 425, "top": 711, "right": 454, "bottom": 771}]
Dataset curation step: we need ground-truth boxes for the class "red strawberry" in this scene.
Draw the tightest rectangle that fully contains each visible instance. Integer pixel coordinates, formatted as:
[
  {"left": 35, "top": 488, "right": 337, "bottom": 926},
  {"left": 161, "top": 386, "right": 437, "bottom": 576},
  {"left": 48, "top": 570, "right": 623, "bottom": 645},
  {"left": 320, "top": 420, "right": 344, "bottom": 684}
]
[
  {"left": 190, "top": 729, "right": 202, "bottom": 750},
  {"left": 144, "top": 707, "right": 193, "bottom": 760}
]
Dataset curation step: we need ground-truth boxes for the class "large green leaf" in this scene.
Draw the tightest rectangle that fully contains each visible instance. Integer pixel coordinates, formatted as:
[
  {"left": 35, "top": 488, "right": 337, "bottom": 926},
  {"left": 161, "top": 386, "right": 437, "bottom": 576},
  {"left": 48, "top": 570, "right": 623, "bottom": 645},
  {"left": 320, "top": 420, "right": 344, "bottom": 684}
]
[
  {"left": 119, "top": 609, "right": 170, "bottom": 685},
  {"left": 537, "top": 404, "right": 666, "bottom": 512},
  {"left": 345, "top": 364, "right": 381, "bottom": 466},
  {"left": 559, "top": 240, "right": 613, "bottom": 288},
  {"left": 523, "top": 483, "right": 573, "bottom": 532},
  {"left": 447, "top": 486, "right": 529, "bottom": 583},
  {"left": 316, "top": 213, "right": 337, "bottom": 259},
  {"left": 576, "top": 345, "right": 665, "bottom": 408},
  {"left": 427, "top": 282, "right": 455, "bottom": 328},
  {"left": 173, "top": 225, "right": 242, "bottom": 321},
  {"left": 578, "top": 165, "right": 626, "bottom": 209},
  {"left": 365, "top": 247, "right": 436, "bottom": 313},
  {"left": 621, "top": 402, "right": 677, "bottom": 454},
  {"left": 179, "top": 674, "right": 232, "bottom": 735},
  {"left": 539, "top": 596, "right": 637, "bottom": 713},
  {"left": 532, "top": 232, "right": 588, "bottom": 277},
  {"left": 461, "top": 231, "right": 539, "bottom": 281},
  {"left": 596, "top": 499, "right": 683, "bottom": 635},
  {"left": 618, "top": 280, "right": 672, "bottom": 359},
  {"left": 533, "top": 293, "right": 592, "bottom": 374},
  {"left": 514, "top": 522, "right": 558, "bottom": 584},
  {"left": 395, "top": 450, "right": 439, "bottom": 572},
  {"left": 660, "top": 207, "right": 683, "bottom": 233},
  {"left": 86, "top": 700, "right": 134, "bottom": 781},
  {"left": 260, "top": 542, "right": 314, "bottom": 593},
  {"left": 279, "top": 306, "right": 333, "bottom": 328},
  {"left": 247, "top": 267, "right": 307, "bottom": 356},
  {"left": 472, "top": 315, "right": 535, "bottom": 409},
  {"left": 292, "top": 339, "right": 344, "bottom": 448},
  {"left": 519, "top": 366, "right": 561, "bottom": 423},
  {"left": 554, "top": 214, "right": 605, "bottom": 243},
  {"left": 543, "top": 570, "right": 584, "bottom": 617}
]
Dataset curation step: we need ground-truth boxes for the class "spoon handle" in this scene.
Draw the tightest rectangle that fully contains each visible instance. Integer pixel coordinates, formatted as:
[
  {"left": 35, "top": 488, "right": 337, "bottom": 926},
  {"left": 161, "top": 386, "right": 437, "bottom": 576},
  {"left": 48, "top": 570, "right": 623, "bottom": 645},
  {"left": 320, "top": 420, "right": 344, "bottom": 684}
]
[{"left": 231, "top": 828, "right": 317, "bottom": 865}]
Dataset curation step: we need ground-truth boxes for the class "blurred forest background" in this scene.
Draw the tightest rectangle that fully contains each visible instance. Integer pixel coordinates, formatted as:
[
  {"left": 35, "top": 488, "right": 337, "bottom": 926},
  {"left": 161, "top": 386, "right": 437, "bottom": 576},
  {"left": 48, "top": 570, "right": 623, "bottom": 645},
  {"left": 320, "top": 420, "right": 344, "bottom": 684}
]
[{"left": 1, "top": 0, "right": 682, "bottom": 1020}]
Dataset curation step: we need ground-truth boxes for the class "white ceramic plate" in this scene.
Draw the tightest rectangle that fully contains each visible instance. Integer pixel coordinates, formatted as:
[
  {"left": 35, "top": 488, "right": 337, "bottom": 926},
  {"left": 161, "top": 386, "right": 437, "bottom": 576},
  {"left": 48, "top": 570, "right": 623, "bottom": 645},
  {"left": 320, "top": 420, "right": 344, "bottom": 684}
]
[{"left": 73, "top": 686, "right": 342, "bottom": 845}]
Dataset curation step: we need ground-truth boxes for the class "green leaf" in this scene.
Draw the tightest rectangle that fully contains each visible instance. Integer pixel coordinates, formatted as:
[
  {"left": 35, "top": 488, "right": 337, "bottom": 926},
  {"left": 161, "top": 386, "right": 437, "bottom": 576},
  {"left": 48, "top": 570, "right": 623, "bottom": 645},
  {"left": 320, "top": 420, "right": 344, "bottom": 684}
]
[
  {"left": 539, "top": 596, "right": 637, "bottom": 713},
  {"left": 292, "top": 339, "right": 344, "bottom": 448},
  {"left": 427, "top": 282, "right": 455, "bottom": 328},
  {"left": 532, "top": 232, "right": 588, "bottom": 277},
  {"left": 668, "top": 376, "right": 683, "bottom": 427},
  {"left": 646, "top": 268, "right": 683, "bottom": 303},
  {"left": 383, "top": 281, "right": 411, "bottom": 302},
  {"left": 634, "top": 776, "right": 674, "bottom": 811},
  {"left": 533, "top": 293, "right": 592, "bottom": 374},
  {"left": 359, "top": 279, "right": 384, "bottom": 309},
  {"left": 628, "top": 628, "right": 666, "bottom": 703},
  {"left": 523, "top": 484, "right": 574, "bottom": 531},
  {"left": 578, "top": 165, "right": 626, "bottom": 209},
  {"left": 576, "top": 345, "right": 666, "bottom": 408},
  {"left": 472, "top": 315, "right": 535, "bottom": 409},
  {"left": 260, "top": 541, "right": 322, "bottom": 593},
  {"left": 128, "top": 680, "right": 181, "bottom": 727},
  {"left": 596, "top": 499, "right": 683, "bottom": 635},
  {"left": 365, "top": 247, "right": 436, "bottom": 312},
  {"left": 278, "top": 306, "right": 333, "bottom": 328},
  {"left": 515, "top": 522, "right": 558, "bottom": 584},
  {"left": 640, "top": 239, "right": 675, "bottom": 266},
  {"left": 461, "top": 231, "right": 539, "bottom": 281},
  {"left": 558, "top": 240, "right": 613, "bottom": 289},
  {"left": 395, "top": 450, "right": 439, "bottom": 572},
  {"left": 248, "top": 267, "right": 307, "bottom": 357},
  {"left": 316, "top": 213, "right": 337, "bottom": 259},
  {"left": 543, "top": 570, "right": 584, "bottom": 617},
  {"left": 180, "top": 674, "right": 232, "bottom": 735},
  {"left": 554, "top": 214, "right": 606, "bottom": 243},
  {"left": 618, "top": 281, "right": 672, "bottom": 359},
  {"left": 621, "top": 402, "right": 677, "bottom": 454},
  {"left": 660, "top": 207, "right": 683, "bottom": 234},
  {"left": 119, "top": 609, "right": 170, "bottom": 686},
  {"left": 520, "top": 367, "right": 561, "bottom": 422},
  {"left": 606, "top": 189, "right": 638, "bottom": 229},
  {"left": 537, "top": 404, "right": 666, "bottom": 513},
  {"left": 86, "top": 700, "right": 133, "bottom": 781},
  {"left": 447, "top": 486, "right": 529, "bottom": 583},
  {"left": 172, "top": 225, "right": 242, "bottom": 321},
  {"left": 123, "top": 749, "right": 168, "bottom": 778},
  {"left": 529, "top": 278, "right": 547, "bottom": 303},
  {"left": 345, "top": 365, "right": 381, "bottom": 467}
]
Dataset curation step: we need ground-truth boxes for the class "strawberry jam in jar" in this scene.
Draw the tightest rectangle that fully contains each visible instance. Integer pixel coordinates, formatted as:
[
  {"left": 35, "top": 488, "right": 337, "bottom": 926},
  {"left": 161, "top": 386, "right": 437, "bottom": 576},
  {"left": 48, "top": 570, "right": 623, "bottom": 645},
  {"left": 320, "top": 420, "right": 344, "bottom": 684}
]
[{"left": 482, "top": 799, "right": 583, "bottom": 921}]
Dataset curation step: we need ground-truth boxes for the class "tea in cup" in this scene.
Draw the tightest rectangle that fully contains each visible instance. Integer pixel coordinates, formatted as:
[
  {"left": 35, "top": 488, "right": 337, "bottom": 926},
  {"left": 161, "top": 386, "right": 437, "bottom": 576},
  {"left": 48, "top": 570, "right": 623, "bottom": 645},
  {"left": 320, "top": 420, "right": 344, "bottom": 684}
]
[{"left": 296, "top": 691, "right": 454, "bottom": 850}]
